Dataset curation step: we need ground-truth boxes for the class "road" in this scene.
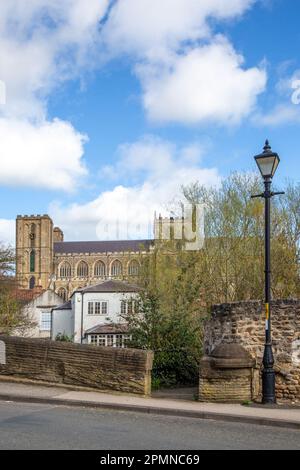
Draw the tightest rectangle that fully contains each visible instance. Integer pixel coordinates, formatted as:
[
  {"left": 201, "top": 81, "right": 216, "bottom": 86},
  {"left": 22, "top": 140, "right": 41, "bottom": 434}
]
[{"left": 0, "top": 401, "right": 299, "bottom": 450}]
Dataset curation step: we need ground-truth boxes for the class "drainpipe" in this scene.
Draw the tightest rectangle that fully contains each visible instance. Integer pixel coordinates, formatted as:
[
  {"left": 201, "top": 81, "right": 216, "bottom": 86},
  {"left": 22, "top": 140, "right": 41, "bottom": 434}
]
[{"left": 80, "top": 291, "right": 84, "bottom": 344}]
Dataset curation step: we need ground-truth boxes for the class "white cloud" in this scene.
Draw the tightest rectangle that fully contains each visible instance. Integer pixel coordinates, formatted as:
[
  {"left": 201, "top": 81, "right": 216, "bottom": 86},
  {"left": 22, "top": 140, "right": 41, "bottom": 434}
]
[
  {"left": 0, "top": 1, "right": 109, "bottom": 190},
  {"left": 50, "top": 136, "right": 221, "bottom": 240},
  {"left": 0, "top": 0, "right": 110, "bottom": 119},
  {"left": 103, "top": 0, "right": 265, "bottom": 125},
  {"left": 0, "top": 118, "right": 87, "bottom": 191},
  {"left": 253, "top": 104, "right": 300, "bottom": 127},
  {"left": 103, "top": 0, "right": 255, "bottom": 59},
  {"left": 0, "top": 219, "right": 15, "bottom": 246},
  {"left": 137, "top": 38, "right": 266, "bottom": 125}
]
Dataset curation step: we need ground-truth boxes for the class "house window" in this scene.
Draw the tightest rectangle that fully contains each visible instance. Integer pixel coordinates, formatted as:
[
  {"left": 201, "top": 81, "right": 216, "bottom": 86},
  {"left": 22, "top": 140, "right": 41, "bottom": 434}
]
[
  {"left": 90, "top": 335, "right": 106, "bottom": 346},
  {"left": 97, "top": 335, "right": 106, "bottom": 346},
  {"left": 90, "top": 335, "right": 98, "bottom": 345},
  {"left": 128, "top": 260, "right": 140, "bottom": 276},
  {"left": 120, "top": 299, "right": 137, "bottom": 315},
  {"left": 95, "top": 302, "right": 101, "bottom": 315},
  {"left": 88, "top": 334, "right": 131, "bottom": 348},
  {"left": 94, "top": 261, "right": 106, "bottom": 277},
  {"left": 120, "top": 300, "right": 126, "bottom": 315},
  {"left": 102, "top": 302, "right": 108, "bottom": 315},
  {"left": 40, "top": 312, "right": 51, "bottom": 331},
  {"left": 77, "top": 261, "right": 88, "bottom": 278},
  {"left": 111, "top": 260, "right": 122, "bottom": 277},
  {"left": 88, "top": 301, "right": 108, "bottom": 315},
  {"left": 59, "top": 262, "right": 71, "bottom": 279}
]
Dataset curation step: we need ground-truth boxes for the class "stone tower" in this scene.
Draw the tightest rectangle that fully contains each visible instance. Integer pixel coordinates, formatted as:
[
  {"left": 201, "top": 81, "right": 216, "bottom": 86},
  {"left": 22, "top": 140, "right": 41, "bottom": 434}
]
[{"left": 16, "top": 215, "right": 54, "bottom": 290}]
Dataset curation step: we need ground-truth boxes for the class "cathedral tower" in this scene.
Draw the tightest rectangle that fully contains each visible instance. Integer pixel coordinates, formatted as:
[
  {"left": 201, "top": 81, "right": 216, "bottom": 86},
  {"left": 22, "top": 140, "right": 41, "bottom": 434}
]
[{"left": 16, "top": 215, "right": 54, "bottom": 290}]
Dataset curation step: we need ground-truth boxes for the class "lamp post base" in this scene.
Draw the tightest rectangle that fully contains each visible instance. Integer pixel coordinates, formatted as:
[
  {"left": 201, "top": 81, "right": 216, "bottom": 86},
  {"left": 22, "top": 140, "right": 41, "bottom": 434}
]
[{"left": 262, "top": 344, "right": 276, "bottom": 404}]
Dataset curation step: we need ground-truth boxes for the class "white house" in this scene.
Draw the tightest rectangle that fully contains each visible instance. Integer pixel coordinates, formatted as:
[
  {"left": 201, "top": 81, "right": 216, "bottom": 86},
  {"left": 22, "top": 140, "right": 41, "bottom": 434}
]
[
  {"left": 51, "top": 280, "right": 140, "bottom": 347},
  {"left": 15, "top": 288, "right": 65, "bottom": 338}
]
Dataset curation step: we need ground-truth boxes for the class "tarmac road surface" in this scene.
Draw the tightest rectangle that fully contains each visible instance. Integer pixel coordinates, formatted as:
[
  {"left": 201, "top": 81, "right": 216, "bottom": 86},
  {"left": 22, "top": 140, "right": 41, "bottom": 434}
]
[{"left": 0, "top": 401, "right": 299, "bottom": 450}]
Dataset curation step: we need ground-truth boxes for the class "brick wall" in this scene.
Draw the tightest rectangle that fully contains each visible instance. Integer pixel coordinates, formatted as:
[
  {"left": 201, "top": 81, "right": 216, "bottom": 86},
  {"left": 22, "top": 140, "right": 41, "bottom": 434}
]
[
  {"left": 0, "top": 336, "right": 153, "bottom": 396},
  {"left": 203, "top": 300, "right": 300, "bottom": 401}
]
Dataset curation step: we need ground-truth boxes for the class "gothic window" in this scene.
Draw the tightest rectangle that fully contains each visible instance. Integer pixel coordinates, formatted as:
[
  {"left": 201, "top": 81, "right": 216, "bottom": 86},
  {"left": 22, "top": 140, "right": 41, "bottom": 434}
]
[
  {"left": 59, "top": 262, "right": 71, "bottom": 279},
  {"left": 94, "top": 261, "right": 106, "bottom": 277},
  {"left": 29, "top": 276, "right": 35, "bottom": 290},
  {"left": 29, "top": 223, "right": 36, "bottom": 248},
  {"left": 30, "top": 250, "right": 35, "bottom": 273},
  {"left": 128, "top": 260, "right": 140, "bottom": 276},
  {"left": 111, "top": 260, "right": 122, "bottom": 277},
  {"left": 77, "top": 261, "right": 89, "bottom": 278},
  {"left": 57, "top": 288, "right": 67, "bottom": 301}
]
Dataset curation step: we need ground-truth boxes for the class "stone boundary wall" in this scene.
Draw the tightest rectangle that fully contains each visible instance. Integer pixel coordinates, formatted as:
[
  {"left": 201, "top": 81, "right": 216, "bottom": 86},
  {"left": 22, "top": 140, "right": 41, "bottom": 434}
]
[
  {"left": 203, "top": 300, "right": 300, "bottom": 401},
  {"left": 0, "top": 336, "right": 153, "bottom": 396}
]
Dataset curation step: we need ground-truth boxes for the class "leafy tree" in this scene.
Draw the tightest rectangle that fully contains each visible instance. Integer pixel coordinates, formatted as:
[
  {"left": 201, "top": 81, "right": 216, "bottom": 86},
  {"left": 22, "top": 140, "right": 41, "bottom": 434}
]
[
  {"left": 123, "top": 245, "right": 204, "bottom": 388},
  {"left": 0, "top": 243, "right": 36, "bottom": 335},
  {"left": 123, "top": 174, "right": 299, "bottom": 388},
  {"left": 182, "top": 173, "right": 300, "bottom": 306}
]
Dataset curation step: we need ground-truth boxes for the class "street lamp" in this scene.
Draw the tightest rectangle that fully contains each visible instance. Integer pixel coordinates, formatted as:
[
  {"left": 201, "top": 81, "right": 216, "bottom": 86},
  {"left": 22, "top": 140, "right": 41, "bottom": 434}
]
[{"left": 252, "top": 140, "right": 284, "bottom": 404}]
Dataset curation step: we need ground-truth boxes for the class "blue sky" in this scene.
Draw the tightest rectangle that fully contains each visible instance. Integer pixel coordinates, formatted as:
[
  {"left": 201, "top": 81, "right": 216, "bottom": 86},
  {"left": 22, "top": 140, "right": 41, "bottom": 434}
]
[{"left": 0, "top": 0, "right": 299, "bottom": 244}]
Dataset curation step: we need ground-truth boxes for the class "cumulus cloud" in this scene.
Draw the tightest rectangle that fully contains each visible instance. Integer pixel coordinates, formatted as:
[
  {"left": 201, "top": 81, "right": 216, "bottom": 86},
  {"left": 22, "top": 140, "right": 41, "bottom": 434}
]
[
  {"left": 0, "top": 0, "right": 109, "bottom": 191},
  {"left": 0, "top": 0, "right": 110, "bottom": 119},
  {"left": 102, "top": 0, "right": 265, "bottom": 125},
  {"left": 137, "top": 38, "right": 266, "bottom": 125},
  {"left": 103, "top": 0, "right": 255, "bottom": 59},
  {"left": 0, "top": 118, "right": 87, "bottom": 191},
  {"left": 0, "top": 219, "right": 15, "bottom": 246},
  {"left": 50, "top": 136, "right": 221, "bottom": 240},
  {"left": 253, "top": 105, "right": 300, "bottom": 127}
]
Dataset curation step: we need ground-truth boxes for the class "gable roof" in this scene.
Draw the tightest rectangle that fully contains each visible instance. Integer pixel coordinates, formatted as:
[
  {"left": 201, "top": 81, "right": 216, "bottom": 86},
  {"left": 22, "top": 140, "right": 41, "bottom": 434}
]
[
  {"left": 54, "top": 239, "right": 153, "bottom": 255},
  {"left": 15, "top": 286, "right": 45, "bottom": 305},
  {"left": 73, "top": 280, "right": 140, "bottom": 295}
]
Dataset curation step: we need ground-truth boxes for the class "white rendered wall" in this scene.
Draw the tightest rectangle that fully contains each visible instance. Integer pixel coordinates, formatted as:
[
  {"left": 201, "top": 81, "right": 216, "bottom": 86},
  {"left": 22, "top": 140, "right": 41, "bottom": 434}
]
[
  {"left": 51, "top": 308, "right": 74, "bottom": 340},
  {"left": 72, "top": 291, "right": 137, "bottom": 343}
]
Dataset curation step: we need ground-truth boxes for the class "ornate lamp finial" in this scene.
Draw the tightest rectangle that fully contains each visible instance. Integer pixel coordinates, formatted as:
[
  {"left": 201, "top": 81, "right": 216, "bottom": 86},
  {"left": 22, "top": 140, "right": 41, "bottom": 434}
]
[{"left": 263, "top": 139, "right": 271, "bottom": 153}]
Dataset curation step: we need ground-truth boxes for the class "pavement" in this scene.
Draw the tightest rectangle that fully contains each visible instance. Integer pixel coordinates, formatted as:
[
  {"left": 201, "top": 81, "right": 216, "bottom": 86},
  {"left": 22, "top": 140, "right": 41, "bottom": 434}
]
[{"left": 0, "top": 378, "right": 300, "bottom": 430}]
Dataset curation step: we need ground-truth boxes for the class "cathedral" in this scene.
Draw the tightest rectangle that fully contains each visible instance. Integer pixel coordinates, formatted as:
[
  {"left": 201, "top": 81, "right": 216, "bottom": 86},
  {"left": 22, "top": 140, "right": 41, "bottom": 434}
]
[
  {"left": 16, "top": 212, "right": 188, "bottom": 301},
  {"left": 15, "top": 214, "right": 155, "bottom": 301}
]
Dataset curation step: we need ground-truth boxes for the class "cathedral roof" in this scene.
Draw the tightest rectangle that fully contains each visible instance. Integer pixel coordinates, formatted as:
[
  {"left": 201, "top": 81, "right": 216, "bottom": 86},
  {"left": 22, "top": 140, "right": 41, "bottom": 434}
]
[{"left": 53, "top": 240, "right": 153, "bottom": 254}]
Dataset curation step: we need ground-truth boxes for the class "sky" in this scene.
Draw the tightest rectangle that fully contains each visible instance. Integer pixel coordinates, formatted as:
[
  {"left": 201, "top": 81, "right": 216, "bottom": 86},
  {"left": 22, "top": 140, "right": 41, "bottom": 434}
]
[{"left": 0, "top": 0, "right": 299, "bottom": 245}]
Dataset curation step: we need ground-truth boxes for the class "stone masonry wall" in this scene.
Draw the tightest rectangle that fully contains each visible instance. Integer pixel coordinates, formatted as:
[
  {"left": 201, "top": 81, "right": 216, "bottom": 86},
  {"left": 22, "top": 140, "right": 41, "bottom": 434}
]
[
  {"left": 203, "top": 300, "right": 300, "bottom": 402},
  {"left": 0, "top": 336, "right": 153, "bottom": 396}
]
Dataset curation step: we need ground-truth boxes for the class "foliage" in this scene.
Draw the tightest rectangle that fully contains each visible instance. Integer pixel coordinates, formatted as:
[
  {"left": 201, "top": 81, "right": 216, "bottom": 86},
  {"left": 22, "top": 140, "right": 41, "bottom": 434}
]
[
  {"left": 0, "top": 244, "right": 36, "bottom": 335},
  {"left": 124, "top": 174, "right": 299, "bottom": 389},
  {"left": 182, "top": 173, "right": 300, "bottom": 307},
  {"left": 55, "top": 332, "right": 74, "bottom": 342},
  {"left": 123, "top": 248, "right": 205, "bottom": 387}
]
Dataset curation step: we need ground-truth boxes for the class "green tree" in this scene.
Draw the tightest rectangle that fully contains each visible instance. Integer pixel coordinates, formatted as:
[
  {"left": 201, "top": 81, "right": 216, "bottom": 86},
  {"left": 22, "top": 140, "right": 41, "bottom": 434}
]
[
  {"left": 182, "top": 173, "right": 300, "bottom": 306},
  {"left": 123, "top": 244, "right": 204, "bottom": 388},
  {"left": 0, "top": 243, "right": 36, "bottom": 335}
]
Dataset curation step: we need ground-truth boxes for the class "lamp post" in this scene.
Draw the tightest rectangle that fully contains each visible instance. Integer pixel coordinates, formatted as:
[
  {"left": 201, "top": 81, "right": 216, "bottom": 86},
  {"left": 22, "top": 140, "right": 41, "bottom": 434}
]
[{"left": 251, "top": 140, "right": 284, "bottom": 404}]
